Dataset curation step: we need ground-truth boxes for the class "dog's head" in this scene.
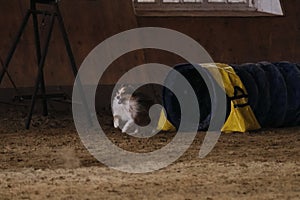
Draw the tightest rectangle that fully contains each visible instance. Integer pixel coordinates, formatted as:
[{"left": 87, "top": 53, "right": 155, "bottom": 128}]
[{"left": 114, "top": 84, "right": 134, "bottom": 104}]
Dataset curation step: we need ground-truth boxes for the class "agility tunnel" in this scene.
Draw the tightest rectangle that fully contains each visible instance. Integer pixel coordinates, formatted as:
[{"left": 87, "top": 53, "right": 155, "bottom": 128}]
[{"left": 158, "top": 62, "right": 300, "bottom": 132}]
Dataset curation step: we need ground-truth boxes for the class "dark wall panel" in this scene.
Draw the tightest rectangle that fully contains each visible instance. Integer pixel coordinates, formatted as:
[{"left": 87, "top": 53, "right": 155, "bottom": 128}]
[{"left": 137, "top": 0, "right": 300, "bottom": 66}]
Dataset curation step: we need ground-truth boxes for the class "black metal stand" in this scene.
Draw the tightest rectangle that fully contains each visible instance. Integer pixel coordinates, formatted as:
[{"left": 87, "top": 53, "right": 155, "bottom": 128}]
[
  {"left": 0, "top": 0, "right": 91, "bottom": 129},
  {"left": 0, "top": 56, "right": 18, "bottom": 92}
]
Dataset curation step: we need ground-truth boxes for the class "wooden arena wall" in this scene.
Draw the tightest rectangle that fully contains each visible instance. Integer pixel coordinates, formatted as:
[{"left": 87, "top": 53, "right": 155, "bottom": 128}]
[{"left": 0, "top": 0, "right": 299, "bottom": 106}]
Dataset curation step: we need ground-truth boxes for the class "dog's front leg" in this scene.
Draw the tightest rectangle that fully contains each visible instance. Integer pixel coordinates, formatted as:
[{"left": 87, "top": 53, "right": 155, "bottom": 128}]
[
  {"left": 113, "top": 115, "right": 120, "bottom": 128},
  {"left": 122, "top": 119, "right": 134, "bottom": 133}
]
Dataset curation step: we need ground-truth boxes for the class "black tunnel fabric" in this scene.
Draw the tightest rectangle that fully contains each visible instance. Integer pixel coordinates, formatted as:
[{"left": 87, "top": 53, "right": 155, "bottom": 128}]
[
  {"left": 257, "top": 62, "right": 288, "bottom": 127},
  {"left": 274, "top": 62, "right": 300, "bottom": 126},
  {"left": 162, "top": 63, "right": 213, "bottom": 131},
  {"left": 162, "top": 62, "right": 300, "bottom": 131},
  {"left": 235, "top": 63, "right": 271, "bottom": 127}
]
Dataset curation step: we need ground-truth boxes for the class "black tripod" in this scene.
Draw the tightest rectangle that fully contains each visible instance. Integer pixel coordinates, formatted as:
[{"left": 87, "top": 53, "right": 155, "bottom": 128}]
[{"left": 0, "top": 0, "right": 91, "bottom": 129}]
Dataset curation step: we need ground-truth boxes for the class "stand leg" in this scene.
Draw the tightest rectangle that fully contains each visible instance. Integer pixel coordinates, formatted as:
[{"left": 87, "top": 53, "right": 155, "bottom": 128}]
[
  {"left": 55, "top": 4, "right": 92, "bottom": 126},
  {"left": 26, "top": 14, "right": 55, "bottom": 129},
  {"left": 0, "top": 10, "right": 31, "bottom": 84},
  {"left": 32, "top": 3, "right": 48, "bottom": 116},
  {"left": 0, "top": 57, "right": 18, "bottom": 92}
]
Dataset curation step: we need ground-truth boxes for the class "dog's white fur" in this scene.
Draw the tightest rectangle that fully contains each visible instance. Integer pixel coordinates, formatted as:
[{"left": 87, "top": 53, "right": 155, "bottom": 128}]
[{"left": 112, "top": 86, "right": 139, "bottom": 134}]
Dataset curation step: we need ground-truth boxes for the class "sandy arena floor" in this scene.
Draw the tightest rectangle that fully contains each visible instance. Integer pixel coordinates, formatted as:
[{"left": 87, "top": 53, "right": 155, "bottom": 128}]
[{"left": 0, "top": 108, "right": 299, "bottom": 200}]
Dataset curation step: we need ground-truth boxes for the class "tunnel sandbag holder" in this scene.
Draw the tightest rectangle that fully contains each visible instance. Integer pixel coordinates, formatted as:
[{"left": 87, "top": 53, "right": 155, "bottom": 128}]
[
  {"left": 207, "top": 63, "right": 261, "bottom": 132},
  {"left": 158, "top": 63, "right": 261, "bottom": 133},
  {"left": 0, "top": 0, "right": 92, "bottom": 129}
]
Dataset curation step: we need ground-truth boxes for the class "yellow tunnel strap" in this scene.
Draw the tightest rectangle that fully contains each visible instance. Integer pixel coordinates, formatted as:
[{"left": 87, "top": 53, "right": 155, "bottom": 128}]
[{"left": 203, "top": 63, "right": 261, "bottom": 132}]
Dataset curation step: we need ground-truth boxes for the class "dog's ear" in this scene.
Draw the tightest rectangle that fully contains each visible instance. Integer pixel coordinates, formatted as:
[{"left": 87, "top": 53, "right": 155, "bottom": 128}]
[
  {"left": 127, "top": 84, "right": 134, "bottom": 89},
  {"left": 120, "top": 83, "right": 126, "bottom": 88},
  {"left": 126, "top": 84, "right": 135, "bottom": 93},
  {"left": 117, "top": 83, "right": 134, "bottom": 93},
  {"left": 121, "top": 83, "right": 133, "bottom": 89}
]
